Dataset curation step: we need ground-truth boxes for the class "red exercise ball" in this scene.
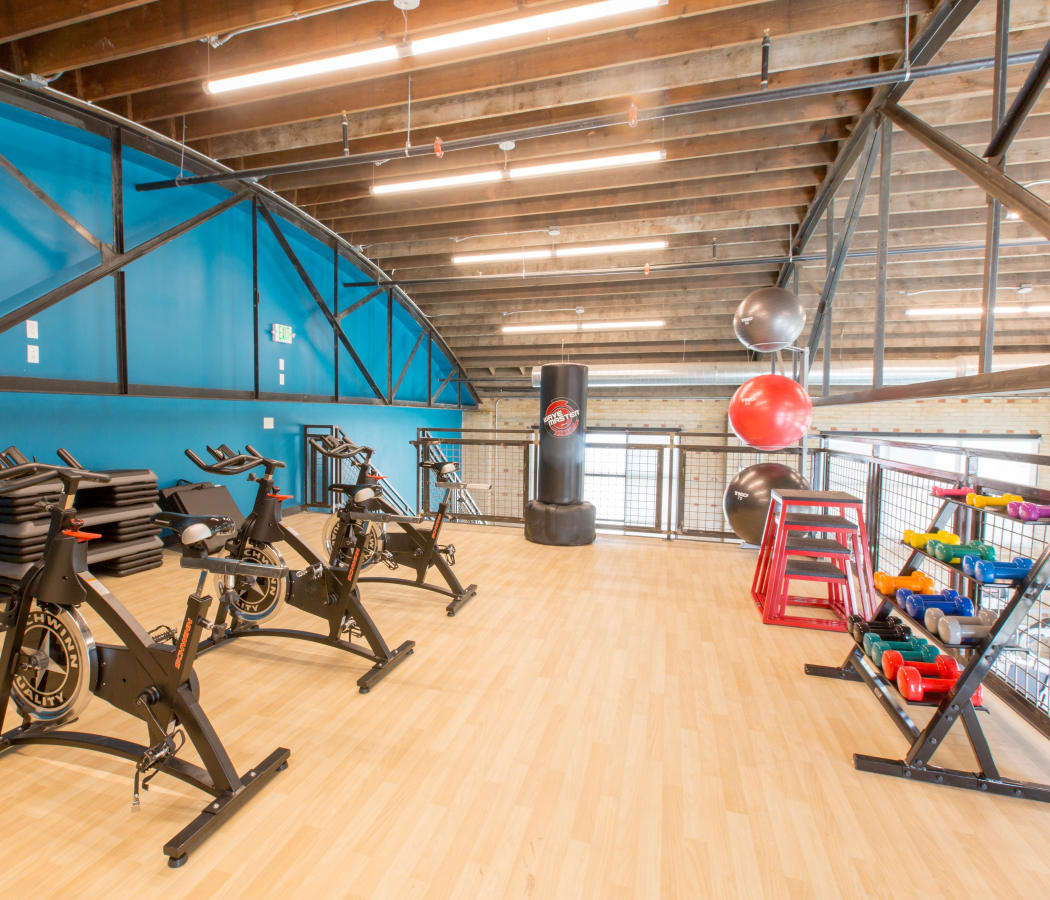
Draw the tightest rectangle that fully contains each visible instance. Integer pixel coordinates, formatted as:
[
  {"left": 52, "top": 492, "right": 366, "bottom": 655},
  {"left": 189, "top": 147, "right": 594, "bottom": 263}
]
[{"left": 728, "top": 374, "right": 813, "bottom": 451}]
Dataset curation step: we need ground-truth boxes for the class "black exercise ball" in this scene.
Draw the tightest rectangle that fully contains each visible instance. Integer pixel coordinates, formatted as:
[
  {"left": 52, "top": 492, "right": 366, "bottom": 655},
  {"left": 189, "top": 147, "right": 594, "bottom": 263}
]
[
  {"left": 732, "top": 287, "right": 806, "bottom": 353},
  {"left": 723, "top": 462, "right": 810, "bottom": 545}
]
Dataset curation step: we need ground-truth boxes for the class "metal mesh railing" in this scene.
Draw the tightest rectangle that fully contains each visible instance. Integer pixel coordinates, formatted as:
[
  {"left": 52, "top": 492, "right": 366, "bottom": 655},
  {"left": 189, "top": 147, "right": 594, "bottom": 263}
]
[{"left": 584, "top": 442, "right": 664, "bottom": 531}]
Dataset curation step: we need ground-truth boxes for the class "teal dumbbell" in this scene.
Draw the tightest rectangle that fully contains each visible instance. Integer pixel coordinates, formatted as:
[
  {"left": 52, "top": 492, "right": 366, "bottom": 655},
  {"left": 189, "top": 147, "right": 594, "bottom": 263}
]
[
  {"left": 927, "top": 539, "right": 995, "bottom": 564},
  {"left": 862, "top": 633, "right": 932, "bottom": 667}
]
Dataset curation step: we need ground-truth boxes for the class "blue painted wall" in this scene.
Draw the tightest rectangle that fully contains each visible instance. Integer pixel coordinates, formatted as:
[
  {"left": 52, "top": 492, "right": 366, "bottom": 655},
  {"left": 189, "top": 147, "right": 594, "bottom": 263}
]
[
  {"left": 0, "top": 391, "right": 458, "bottom": 512},
  {"left": 0, "top": 100, "right": 468, "bottom": 500}
]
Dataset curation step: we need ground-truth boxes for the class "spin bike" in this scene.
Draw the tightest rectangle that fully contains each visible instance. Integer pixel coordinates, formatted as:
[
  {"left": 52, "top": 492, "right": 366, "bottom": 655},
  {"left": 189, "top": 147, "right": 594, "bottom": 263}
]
[
  {"left": 184, "top": 443, "right": 414, "bottom": 692},
  {"left": 0, "top": 452, "right": 289, "bottom": 868},
  {"left": 310, "top": 434, "right": 478, "bottom": 616}
]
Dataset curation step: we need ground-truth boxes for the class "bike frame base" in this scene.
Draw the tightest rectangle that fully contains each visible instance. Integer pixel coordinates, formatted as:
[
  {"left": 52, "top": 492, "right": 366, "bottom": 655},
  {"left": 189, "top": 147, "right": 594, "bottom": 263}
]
[
  {"left": 199, "top": 628, "right": 415, "bottom": 693},
  {"left": 0, "top": 728, "right": 291, "bottom": 866},
  {"left": 357, "top": 576, "right": 477, "bottom": 616}
]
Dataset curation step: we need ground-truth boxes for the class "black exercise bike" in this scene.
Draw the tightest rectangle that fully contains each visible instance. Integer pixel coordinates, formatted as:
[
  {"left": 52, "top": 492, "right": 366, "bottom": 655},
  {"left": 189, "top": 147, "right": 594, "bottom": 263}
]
[
  {"left": 310, "top": 434, "right": 478, "bottom": 616},
  {"left": 184, "top": 443, "right": 414, "bottom": 692},
  {"left": 0, "top": 450, "right": 289, "bottom": 868}
]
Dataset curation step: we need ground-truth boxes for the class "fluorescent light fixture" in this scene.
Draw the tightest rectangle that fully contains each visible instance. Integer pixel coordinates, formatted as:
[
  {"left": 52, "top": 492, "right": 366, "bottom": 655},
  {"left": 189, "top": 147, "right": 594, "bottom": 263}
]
[
  {"left": 509, "top": 150, "right": 665, "bottom": 180},
  {"left": 204, "top": 45, "right": 399, "bottom": 94},
  {"left": 555, "top": 240, "right": 667, "bottom": 257},
  {"left": 905, "top": 306, "right": 1024, "bottom": 318},
  {"left": 454, "top": 249, "right": 553, "bottom": 264},
  {"left": 1006, "top": 210, "right": 1021, "bottom": 220},
  {"left": 580, "top": 319, "right": 664, "bottom": 330},
  {"left": 502, "top": 322, "right": 580, "bottom": 334},
  {"left": 412, "top": 0, "right": 664, "bottom": 56},
  {"left": 502, "top": 318, "right": 664, "bottom": 334},
  {"left": 372, "top": 169, "right": 503, "bottom": 195}
]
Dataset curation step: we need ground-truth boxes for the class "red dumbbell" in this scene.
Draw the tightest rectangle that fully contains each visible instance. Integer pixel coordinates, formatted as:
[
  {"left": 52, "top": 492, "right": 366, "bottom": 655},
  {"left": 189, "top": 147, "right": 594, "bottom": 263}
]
[
  {"left": 897, "top": 665, "right": 984, "bottom": 705},
  {"left": 881, "top": 650, "right": 960, "bottom": 682}
]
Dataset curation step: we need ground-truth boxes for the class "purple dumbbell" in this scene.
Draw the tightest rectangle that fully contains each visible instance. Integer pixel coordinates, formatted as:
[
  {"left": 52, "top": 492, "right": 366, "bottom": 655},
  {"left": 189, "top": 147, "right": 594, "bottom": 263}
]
[{"left": 1015, "top": 501, "right": 1050, "bottom": 522}]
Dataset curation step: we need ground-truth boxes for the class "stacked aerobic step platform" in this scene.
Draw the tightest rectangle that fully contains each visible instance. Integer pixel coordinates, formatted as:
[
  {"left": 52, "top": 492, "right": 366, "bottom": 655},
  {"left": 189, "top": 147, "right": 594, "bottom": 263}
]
[{"left": 0, "top": 467, "right": 163, "bottom": 595}]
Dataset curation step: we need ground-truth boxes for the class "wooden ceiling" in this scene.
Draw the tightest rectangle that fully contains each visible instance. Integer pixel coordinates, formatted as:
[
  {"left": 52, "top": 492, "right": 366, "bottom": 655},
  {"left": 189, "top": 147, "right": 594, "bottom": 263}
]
[{"left": 3, "top": 0, "right": 1048, "bottom": 397}]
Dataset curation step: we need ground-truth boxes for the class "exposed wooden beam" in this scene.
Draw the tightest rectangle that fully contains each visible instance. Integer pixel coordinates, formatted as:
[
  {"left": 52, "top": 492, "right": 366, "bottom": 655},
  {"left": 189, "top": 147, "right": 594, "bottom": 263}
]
[{"left": 0, "top": 0, "right": 157, "bottom": 44}]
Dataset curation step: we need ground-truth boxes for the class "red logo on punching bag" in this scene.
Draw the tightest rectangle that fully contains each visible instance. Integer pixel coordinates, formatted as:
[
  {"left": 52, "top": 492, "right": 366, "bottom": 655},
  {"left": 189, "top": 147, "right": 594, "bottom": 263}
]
[{"left": 543, "top": 398, "right": 581, "bottom": 437}]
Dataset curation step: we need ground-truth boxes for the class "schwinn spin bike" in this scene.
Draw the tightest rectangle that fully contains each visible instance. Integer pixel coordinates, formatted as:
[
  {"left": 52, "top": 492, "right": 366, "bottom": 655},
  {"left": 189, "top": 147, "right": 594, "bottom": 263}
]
[
  {"left": 184, "top": 443, "right": 414, "bottom": 692},
  {"left": 310, "top": 434, "right": 478, "bottom": 616},
  {"left": 0, "top": 449, "right": 289, "bottom": 867}
]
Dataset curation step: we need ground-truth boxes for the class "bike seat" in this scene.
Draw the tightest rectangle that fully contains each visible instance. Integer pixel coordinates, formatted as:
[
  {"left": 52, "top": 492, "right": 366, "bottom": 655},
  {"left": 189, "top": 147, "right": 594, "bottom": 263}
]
[
  {"left": 330, "top": 484, "right": 380, "bottom": 506},
  {"left": 423, "top": 461, "right": 458, "bottom": 477},
  {"left": 152, "top": 512, "right": 234, "bottom": 547}
]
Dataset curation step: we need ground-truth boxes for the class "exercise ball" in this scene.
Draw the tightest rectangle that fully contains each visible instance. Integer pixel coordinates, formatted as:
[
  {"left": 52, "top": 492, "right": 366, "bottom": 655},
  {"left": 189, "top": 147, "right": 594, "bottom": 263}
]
[
  {"left": 724, "top": 463, "right": 810, "bottom": 545},
  {"left": 728, "top": 374, "right": 813, "bottom": 451},
  {"left": 733, "top": 287, "right": 806, "bottom": 352}
]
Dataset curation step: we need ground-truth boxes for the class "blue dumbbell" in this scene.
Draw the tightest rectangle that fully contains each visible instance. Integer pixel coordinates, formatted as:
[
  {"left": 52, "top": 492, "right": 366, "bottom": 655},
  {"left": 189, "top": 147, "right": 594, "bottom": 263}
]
[
  {"left": 896, "top": 588, "right": 973, "bottom": 619},
  {"left": 966, "top": 555, "right": 1033, "bottom": 584}
]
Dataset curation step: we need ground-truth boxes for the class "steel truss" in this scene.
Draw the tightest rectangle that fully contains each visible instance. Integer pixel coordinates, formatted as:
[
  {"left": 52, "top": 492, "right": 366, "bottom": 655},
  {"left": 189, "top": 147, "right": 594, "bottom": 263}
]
[{"left": 0, "top": 71, "right": 477, "bottom": 408}]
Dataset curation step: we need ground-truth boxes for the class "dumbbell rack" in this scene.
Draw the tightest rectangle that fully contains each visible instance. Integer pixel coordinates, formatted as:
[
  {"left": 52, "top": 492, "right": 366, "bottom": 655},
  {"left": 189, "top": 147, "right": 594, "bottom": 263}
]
[
  {"left": 806, "top": 496, "right": 1050, "bottom": 801},
  {"left": 751, "top": 489, "right": 876, "bottom": 631}
]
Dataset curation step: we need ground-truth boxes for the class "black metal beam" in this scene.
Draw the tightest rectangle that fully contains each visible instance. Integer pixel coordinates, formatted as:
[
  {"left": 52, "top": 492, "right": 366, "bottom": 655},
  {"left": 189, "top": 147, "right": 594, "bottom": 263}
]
[
  {"left": 882, "top": 101, "right": 1050, "bottom": 242},
  {"left": 979, "top": 0, "right": 1011, "bottom": 375},
  {"left": 335, "top": 286, "right": 383, "bottom": 320},
  {"left": 252, "top": 197, "right": 260, "bottom": 400},
  {"left": 257, "top": 201, "right": 387, "bottom": 402},
  {"left": 386, "top": 289, "right": 393, "bottom": 404},
  {"left": 391, "top": 330, "right": 425, "bottom": 402},
  {"left": 0, "top": 189, "right": 248, "bottom": 336},
  {"left": 430, "top": 369, "right": 456, "bottom": 405},
  {"left": 985, "top": 36, "right": 1050, "bottom": 161},
  {"left": 427, "top": 332, "right": 433, "bottom": 408},
  {"left": 111, "top": 128, "right": 128, "bottom": 395},
  {"left": 823, "top": 205, "right": 834, "bottom": 398},
  {"left": 777, "top": 0, "right": 985, "bottom": 289},
  {"left": 332, "top": 244, "right": 339, "bottom": 402},
  {"left": 813, "top": 363, "right": 1050, "bottom": 406},
  {"left": 132, "top": 49, "right": 1038, "bottom": 193},
  {"left": 873, "top": 120, "right": 891, "bottom": 389},
  {"left": 0, "top": 149, "right": 111, "bottom": 258},
  {"left": 807, "top": 129, "right": 880, "bottom": 366}
]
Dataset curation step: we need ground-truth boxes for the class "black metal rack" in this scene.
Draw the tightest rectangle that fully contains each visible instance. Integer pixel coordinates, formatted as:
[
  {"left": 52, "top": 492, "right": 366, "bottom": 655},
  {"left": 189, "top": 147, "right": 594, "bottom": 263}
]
[{"left": 807, "top": 486, "right": 1050, "bottom": 802}]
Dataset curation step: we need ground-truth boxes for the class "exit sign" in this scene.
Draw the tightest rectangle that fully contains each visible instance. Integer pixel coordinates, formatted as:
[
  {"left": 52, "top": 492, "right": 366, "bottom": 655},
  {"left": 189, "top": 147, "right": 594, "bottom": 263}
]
[{"left": 271, "top": 323, "right": 295, "bottom": 344}]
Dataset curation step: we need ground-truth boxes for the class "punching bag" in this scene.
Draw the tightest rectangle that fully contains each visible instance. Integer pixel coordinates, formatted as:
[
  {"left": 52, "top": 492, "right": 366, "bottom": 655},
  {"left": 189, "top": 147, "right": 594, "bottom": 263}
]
[{"left": 525, "top": 363, "right": 596, "bottom": 545}]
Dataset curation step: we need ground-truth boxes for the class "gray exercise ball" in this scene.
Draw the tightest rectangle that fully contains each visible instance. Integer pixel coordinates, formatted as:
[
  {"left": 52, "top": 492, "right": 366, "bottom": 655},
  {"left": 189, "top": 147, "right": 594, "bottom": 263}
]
[
  {"left": 723, "top": 462, "right": 810, "bottom": 545},
  {"left": 733, "top": 287, "right": 806, "bottom": 353}
]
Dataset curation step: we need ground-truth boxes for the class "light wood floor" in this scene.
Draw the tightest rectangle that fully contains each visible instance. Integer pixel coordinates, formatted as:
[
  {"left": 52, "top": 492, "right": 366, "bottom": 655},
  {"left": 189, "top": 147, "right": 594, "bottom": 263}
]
[{"left": 4, "top": 515, "right": 1050, "bottom": 898}]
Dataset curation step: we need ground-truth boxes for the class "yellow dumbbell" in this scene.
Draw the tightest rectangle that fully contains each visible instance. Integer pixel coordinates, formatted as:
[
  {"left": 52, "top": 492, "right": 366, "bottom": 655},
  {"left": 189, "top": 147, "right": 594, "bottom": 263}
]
[
  {"left": 903, "top": 529, "right": 958, "bottom": 550},
  {"left": 966, "top": 492, "right": 1023, "bottom": 509}
]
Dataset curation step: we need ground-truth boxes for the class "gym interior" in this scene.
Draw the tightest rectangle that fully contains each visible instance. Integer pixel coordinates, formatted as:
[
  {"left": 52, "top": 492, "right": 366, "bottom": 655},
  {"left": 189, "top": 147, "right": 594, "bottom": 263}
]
[{"left": 1, "top": 0, "right": 1049, "bottom": 896}]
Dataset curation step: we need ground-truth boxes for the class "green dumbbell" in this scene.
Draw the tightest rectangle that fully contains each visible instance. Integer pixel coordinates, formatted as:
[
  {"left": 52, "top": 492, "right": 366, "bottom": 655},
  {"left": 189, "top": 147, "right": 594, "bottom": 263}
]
[
  {"left": 928, "top": 539, "right": 996, "bottom": 564},
  {"left": 861, "top": 631, "right": 924, "bottom": 656}
]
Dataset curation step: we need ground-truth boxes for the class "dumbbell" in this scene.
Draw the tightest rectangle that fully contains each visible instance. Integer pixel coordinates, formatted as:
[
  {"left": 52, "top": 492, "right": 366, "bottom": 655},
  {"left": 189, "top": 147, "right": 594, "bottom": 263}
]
[
  {"left": 930, "top": 486, "right": 974, "bottom": 499},
  {"left": 927, "top": 539, "right": 996, "bottom": 564},
  {"left": 847, "top": 614, "right": 911, "bottom": 643},
  {"left": 881, "top": 649, "right": 960, "bottom": 682},
  {"left": 966, "top": 492, "right": 1023, "bottom": 509},
  {"left": 964, "top": 555, "right": 1033, "bottom": 585},
  {"left": 924, "top": 606, "right": 997, "bottom": 634},
  {"left": 1013, "top": 501, "right": 1050, "bottom": 522},
  {"left": 897, "top": 665, "right": 984, "bottom": 705},
  {"left": 938, "top": 614, "right": 998, "bottom": 645},
  {"left": 896, "top": 588, "right": 974, "bottom": 620},
  {"left": 873, "top": 570, "right": 934, "bottom": 595},
  {"left": 862, "top": 634, "right": 936, "bottom": 667},
  {"left": 903, "top": 529, "right": 958, "bottom": 550}
]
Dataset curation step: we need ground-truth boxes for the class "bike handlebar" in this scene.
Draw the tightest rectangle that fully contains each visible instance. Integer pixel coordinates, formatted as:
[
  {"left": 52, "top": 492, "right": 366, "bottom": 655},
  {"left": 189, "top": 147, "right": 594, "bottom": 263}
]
[
  {"left": 185, "top": 444, "right": 286, "bottom": 477},
  {"left": 0, "top": 461, "right": 111, "bottom": 497},
  {"left": 308, "top": 435, "right": 372, "bottom": 460}
]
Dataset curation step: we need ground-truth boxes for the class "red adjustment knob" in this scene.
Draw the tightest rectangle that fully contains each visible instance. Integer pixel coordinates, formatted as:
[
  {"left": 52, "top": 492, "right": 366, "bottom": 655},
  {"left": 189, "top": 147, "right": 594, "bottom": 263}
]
[
  {"left": 267, "top": 493, "right": 293, "bottom": 501},
  {"left": 63, "top": 529, "right": 102, "bottom": 542},
  {"left": 434, "top": 136, "right": 444, "bottom": 158}
]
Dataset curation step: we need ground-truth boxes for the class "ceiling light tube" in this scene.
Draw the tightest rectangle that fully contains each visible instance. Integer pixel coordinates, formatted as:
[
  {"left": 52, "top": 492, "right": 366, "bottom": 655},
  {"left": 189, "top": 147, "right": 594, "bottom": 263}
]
[
  {"left": 454, "top": 249, "right": 553, "bottom": 264},
  {"left": 204, "top": 45, "right": 399, "bottom": 94},
  {"left": 411, "top": 0, "right": 665, "bottom": 56},
  {"left": 502, "top": 322, "right": 581, "bottom": 334},
  {"left": 509, "top": 150, "right": 665, "bottom": 180},
  {"left": 580, "top": 319, "right": 665, "bottom": 330},
  {"left": 555, "top": 240, "right": 668, "bottom": 257},
  {"left": 905, "top": 306, "right": 1024, "bottom": 317},
  {"left": 372, "top": 169, "right": 502, "bottom": 195}
]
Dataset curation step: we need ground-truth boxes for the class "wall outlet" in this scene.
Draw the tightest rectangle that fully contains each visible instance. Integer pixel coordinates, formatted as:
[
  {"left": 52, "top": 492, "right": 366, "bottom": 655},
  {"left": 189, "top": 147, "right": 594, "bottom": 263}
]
[
  {"left": 27, "top": 344, "right": 39, "bottom": 364},
  {"left": 26, "top": 320, "right": 38, "bottom": 339},
  {"left": 279, "top": 358, "right": 285, "bottom": 371},
  {"left": 263, "top": 417, "right": 274, "bottom": 429},
  {"left": 279, "top": 373, "right": 285, "bottom": 386}
]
